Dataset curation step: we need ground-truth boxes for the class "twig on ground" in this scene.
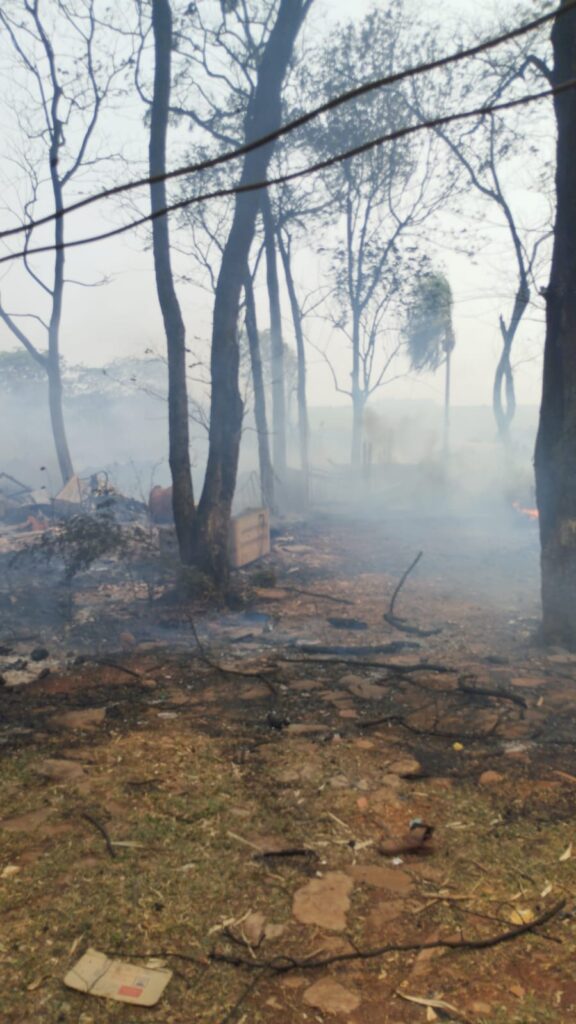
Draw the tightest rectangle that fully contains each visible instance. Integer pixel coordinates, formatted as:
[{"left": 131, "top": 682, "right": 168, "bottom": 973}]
[
  {"left": 281, "top": 585, "right": 354, "bottom": 605},
  {"left": 89, "top": 659, "right": 142, "bottom": 679},
  {"left": 81, "top": 812, "right": 116, "bottom": 859},
  {"left": 187, "top": 614, "right": 279, "bottom": 696},
  {"left": 219, "top": 972, "right": 267, "bottom": 1024},
  {"left": 253, "top": 848, "right": 318, "bottom": 862}
]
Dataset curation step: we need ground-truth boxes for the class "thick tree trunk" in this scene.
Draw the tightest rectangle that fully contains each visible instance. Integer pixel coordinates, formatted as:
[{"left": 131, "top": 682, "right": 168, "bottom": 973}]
[
  {"left": 261, "top": 193, "right": 287, "bottom": 481},
  {"left": 534, "top": 0, "right": 576, "bottom": 646},
  {"left": 277, "top": 229, "right": 310, "bottom": 498},
  {"left": 244, "top": 275, "right": 275, "bottom": 510},
  {"left": 191, "top": 0, "right": 311, "bottom": 585},
  {"left": 149, "top": 0, "right": 195, "bottom": 562}
]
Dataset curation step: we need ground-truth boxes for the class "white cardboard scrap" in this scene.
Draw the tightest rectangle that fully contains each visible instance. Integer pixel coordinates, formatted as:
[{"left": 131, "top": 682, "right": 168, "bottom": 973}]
[{"left": 64, "top": 947, "right": 172, "bottom": 1006}]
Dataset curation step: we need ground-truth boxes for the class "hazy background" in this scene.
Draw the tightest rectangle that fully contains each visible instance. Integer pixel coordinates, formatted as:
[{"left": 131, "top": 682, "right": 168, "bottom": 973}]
[{"left": 0, "top": 0, "right": 550, "bottom": 497}]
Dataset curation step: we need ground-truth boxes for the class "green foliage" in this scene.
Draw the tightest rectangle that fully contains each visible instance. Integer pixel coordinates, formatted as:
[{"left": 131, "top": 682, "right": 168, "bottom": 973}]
[
  {"left": 0, "top": 349, "right": 46, "bottom": 389},
  {"left": 10, "top": 505, "right": 155, "bottom": 582},
  {"left": 405, "top": 271, "right": 456, "bottom": 373},
  {"left": 33, "top": 509, "right": 125, "bottom": 581}
]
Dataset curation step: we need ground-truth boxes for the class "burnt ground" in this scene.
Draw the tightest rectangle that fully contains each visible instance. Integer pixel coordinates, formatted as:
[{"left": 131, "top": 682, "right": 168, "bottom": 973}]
[{"left": 1, "top": 508, "right": 576, "bottom": 1024}]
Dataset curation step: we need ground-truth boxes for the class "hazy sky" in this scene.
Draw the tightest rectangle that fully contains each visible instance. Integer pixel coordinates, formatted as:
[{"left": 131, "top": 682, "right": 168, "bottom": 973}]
[{"left": 0, "top": 0, "right": 552, "bottom": 414}]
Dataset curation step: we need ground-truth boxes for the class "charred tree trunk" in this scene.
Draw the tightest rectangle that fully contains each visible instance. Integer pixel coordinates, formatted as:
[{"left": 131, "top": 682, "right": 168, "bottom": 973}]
[
  {"left": 191, "top": 0, "right": 312, "bottom": 585},
  {"left": 261, "top": 193, "right": 287, "bottom": 481},
  {"left": 277, "top": 229, "right": 310, "bottom": 497},
  {"left": 535, "top": 0, "right": 576, "bottom": 645},
  {"left": 149, "top": 0, "right": 195, "bottom": 562},
  {"left": 244, "top": 275, "right": 275, "bottom": 511}
]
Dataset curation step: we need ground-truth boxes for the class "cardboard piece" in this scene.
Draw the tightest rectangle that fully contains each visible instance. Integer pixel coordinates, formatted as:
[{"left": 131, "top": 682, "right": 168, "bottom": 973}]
[
  {"left": 228, "top": 507, "right": 270, "bottom": 568},
  {"left": 64, "top": 947, "right": 172, "bottom": 1006},
  {"left": 54, "top": 474, "right": 86, "bottom": 505}
]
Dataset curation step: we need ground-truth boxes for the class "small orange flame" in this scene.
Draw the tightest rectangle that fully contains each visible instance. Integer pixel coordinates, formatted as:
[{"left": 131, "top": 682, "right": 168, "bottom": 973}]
[{"left": 512, "top": 501, "right": 539, "bottom": 520}]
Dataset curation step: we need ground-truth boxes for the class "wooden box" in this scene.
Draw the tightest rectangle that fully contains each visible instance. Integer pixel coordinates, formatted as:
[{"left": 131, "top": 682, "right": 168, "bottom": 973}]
[{"left": 228, "top": 507, "right": 270, "bottom": 568}]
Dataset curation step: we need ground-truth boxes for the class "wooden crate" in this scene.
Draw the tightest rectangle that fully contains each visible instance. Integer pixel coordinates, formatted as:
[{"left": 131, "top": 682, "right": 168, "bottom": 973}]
[{"left": 228, "top": 507, "right": 270, "bottom": 568}]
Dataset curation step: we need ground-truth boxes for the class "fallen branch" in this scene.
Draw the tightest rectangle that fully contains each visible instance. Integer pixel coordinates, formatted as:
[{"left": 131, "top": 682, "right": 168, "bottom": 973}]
[
  {"left": 187, "top": 614, "right": 279, "bottom": 697},
  {"left": 293, "top": 641, "right": 419, "bottom": 657},
  {"left": 384, "top": 550, "right": 441, "bottom": 637},
  {"left": 355, "top": 712, "right": 505, "bottom": 741},
  {"left": 209, "top": 898, "right": 565, "bottom": 972},
  {"left": 458, "top": 676, "right": 527, "bottom": 710},
  {"left": 81, "top": 812, "right": 116, "bottom": 859},
  {"left": 253, "top": 848, "right": 318, "bottom": 862},
  {"left": 278, "top": 656, "right": 451, "bottom": 673},
  {"left": 388, "top": 551, "right": 423, "bottom": 617},
  {"left": 89, "top": 658, "right": 142, "bottom": 680},
  {"left": 281, "top": 585, "right": 354, "bottom": 605}
]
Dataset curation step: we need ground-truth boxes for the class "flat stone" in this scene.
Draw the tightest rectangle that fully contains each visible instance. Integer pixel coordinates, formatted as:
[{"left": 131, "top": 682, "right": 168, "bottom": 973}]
[
  {"left": 280, "top": 976, "right": 306, "bottom": 990},
  {"left": 387, "top": 756, "right": 422, "bottom": 777},
  {"left": 349, "top": 864, "right": 413, "bottom": 894},
  {"left": 339, "top": 709, "right": 358, "bottom": 719},
  {"left": 328, "top": 774, "right": 350, "bottom": 789},
  {"left": 242, "top": 911, "right": 266, "bottom": 946},
  {"left": 340, "top": 675, "right": 384, "bottom": 700},
  {"left": 254, "top": 588, "right": 287, "bottom": 601},
  {"left": 37, "top": 759, "right": 88, "bottom": 785},
  {"left": 303, "top": 977, "right": 360, "bottom": 1015},
  {"left": 51, "top": 708, "right": 106, "bottom": 730},
  {"left": 479, "top": 770, "right": 504, "bottom": 785},
  {"left": 0, "top": 807, "right": 53, "bottom": 832},
  {"left": 510, "top": 676, "right": 546, "bottom": 688},
  {"left": 293, "top": 871, "right": 353, "bottom": 931},
  {"left": 239, "top": 683, "right": 271, "bottom": 700},
  {"left": 289, "top": 678, "right": 324, "bottom": 692},
  {"left": 368, "top": 899, "right": 404, "bottom": 928},
  {"left": 286, "top": 723, "right": 327, "bottom": 736}
]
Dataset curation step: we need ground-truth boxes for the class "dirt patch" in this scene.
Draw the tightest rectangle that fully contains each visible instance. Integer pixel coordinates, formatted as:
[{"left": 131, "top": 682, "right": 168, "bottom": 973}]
[{"left": 1, "top": 514, "right": 575, "bottom": 1023}]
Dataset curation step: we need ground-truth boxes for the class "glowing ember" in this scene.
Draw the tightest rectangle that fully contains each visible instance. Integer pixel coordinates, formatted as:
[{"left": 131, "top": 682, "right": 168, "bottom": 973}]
[{"left": 512, "top": 502, "right": 539, "bottom": 521}]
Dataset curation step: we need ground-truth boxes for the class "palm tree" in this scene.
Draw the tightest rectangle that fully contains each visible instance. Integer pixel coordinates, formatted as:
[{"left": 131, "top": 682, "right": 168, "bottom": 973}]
[{"left": 405, "top": 271, "right": 455, "bottom": 456}]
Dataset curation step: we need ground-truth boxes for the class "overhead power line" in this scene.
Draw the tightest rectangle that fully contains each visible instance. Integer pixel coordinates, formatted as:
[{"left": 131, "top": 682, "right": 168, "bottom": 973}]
[
  {"left": 0, "top": 77, "right": 570, "bottom": 268},
  {"left": 0, "top": 0, "right": 572, "bottom": 244}
]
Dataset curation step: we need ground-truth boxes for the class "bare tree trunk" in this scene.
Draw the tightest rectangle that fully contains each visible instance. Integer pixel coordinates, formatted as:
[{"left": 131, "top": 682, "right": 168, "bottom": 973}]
[
  {"left": 535, "top": 0, "right": 576, "bottom": 646},
  {"left": 244, "top": 275, "right": 275, "bottom": 510},
  {"left": 351, "top": 316, "right": 363, "bottom": 469},
  {"left": 261, "top": 193, "right": 287, "bottom": 481},
  {"left": 48, "top": 66, "right": 74, "bottom": 484},
  {"left": 443, "top": 348, "right": 451, "bottom": 459},
  {"left": 351, "top": 391, "right": 364, "bottom": 470},
  {"left": 149, "top": 0, "right": 195, "bottom": 563},
  {"left": 493, "top": 284, "right": 528, "bottom": 444},
  {"left": 277, "top": 228, "right": 310, "bottom": 499},
  {"left": 47, "top": 356, "right": 74, "bottom": 484},
  {"left": 191, "top": 0, "right": 312, "bottom": 585}
]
